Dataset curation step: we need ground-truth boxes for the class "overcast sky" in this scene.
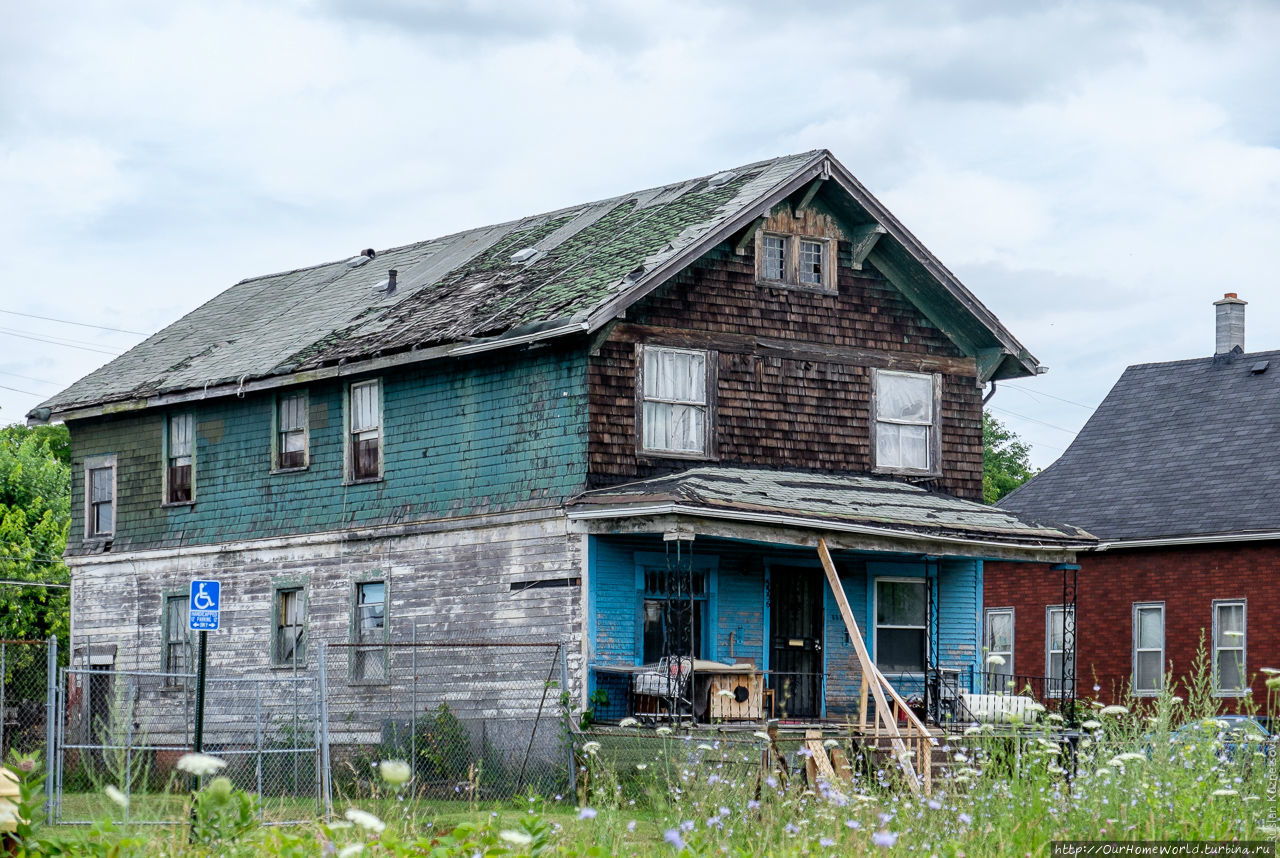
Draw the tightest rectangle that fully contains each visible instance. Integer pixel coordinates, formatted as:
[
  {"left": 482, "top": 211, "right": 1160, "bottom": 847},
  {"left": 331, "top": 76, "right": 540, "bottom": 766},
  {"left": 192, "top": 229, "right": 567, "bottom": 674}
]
[{"left": 2, "top": 0, "right": 1278, "bottom": 469}]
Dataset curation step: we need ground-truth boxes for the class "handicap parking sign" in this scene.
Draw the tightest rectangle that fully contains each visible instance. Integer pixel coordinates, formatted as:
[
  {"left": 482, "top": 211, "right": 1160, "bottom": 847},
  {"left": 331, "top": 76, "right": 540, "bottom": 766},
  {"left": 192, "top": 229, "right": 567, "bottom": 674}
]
[{"left": 189, "top": 580, "right": 221, "bottom": 631}]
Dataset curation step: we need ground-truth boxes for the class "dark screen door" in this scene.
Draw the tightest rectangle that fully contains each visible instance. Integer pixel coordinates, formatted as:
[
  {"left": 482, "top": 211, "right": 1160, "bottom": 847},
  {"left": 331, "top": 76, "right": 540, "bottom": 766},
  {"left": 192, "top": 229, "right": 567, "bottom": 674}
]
[{"left": 770, "top": 566, "right": 823, "bottom": 718}]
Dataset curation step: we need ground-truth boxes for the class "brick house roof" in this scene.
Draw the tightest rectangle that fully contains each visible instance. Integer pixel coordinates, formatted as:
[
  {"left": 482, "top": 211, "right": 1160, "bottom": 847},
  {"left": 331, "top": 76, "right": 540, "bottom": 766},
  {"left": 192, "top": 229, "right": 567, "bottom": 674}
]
[{"left": 998, "top": 347, "right": 1280, "bottom": 542}]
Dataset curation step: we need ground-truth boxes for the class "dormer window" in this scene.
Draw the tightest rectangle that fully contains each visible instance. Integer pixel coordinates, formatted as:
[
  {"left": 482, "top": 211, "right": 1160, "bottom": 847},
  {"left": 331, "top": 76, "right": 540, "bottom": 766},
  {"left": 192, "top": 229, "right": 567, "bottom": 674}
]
[{"left": 756, "top": 232, "right": 834, "bottom": 293}]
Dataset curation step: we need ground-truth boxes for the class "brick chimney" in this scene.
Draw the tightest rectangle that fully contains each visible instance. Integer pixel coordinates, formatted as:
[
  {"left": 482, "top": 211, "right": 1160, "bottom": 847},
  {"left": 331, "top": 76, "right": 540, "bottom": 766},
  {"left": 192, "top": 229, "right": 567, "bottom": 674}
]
[{"left": 1213, "top": 293, "right": 1247, "bottom": 354}]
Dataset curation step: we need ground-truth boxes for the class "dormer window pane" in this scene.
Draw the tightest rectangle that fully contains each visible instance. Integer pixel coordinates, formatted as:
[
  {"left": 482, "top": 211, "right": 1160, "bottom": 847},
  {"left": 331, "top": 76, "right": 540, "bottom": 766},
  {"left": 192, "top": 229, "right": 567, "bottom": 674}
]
[
  {"left": 799, "top": 240, "right": 824, "bottom": 285},
  {"left": 762, "top": 235, "right": 786, "bottom": 281}
]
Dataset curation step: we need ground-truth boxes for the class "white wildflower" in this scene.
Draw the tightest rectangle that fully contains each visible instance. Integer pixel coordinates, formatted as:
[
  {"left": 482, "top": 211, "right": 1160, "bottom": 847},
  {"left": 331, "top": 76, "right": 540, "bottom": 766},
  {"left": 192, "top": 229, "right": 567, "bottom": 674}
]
[
  {"left": 1047, "top": 713, "right": 1065, "bottom": 723},
  {"left": 986, "top": 654, "right": 1006, "bottom": 666},
  {"left": 500, "top": 829, "right": 534, "bottom": 845},
  {"left": 104, "top": 785, "right": 128, "bottom": 809},
  {"left": 1100, "top": 705, "right": 1129, "bottom": 717},
  {"left": 752, "top": 731, "right": 772, "bottom": 741},
  {"left": 1095, "top": 767, "right": 1112, "bottom": 777},
  {"left": 1259, "top": 667, "right": 1280, "bottom": 676},
  {"left": 582, "top": 741, "right": 602, "bottom": 755},
  {"left": 963, "top": 726, "right": 983, "bottom": 736},
  {"left": 1212, "top": 788, "right": 1238, "bottom": 796},
  {"left": 635, "top": 763, "right": 648, "bottom": 771},
  {"left": 1082, "top": 719, "right": 1102, "bottom": 730},
  {"left": 379, "top": 760, "right": 411, "bottom": 786},
  {"left": 696, "top": 744, "right": 714, "bottom": 752},
  {"left": 1026, "top": 702, "right": 1046, "bottom": 713},
  {"left": 655, "top": 726, "right": 673, "bottom": 736},
  {"left": 823, "top": 739, "right": 839, "bottom": 748},
  {"left": 618, "top": 717, "right": 639, "bottom": 728},
  {"left": 339, "top": 845, "right": 364, "bottom": 858},
  {"left": 344, "top": 808, "right": 386, "bottom": 832},
  {"left": 175, "top": 753, "right": 227, "bottom": 777}
]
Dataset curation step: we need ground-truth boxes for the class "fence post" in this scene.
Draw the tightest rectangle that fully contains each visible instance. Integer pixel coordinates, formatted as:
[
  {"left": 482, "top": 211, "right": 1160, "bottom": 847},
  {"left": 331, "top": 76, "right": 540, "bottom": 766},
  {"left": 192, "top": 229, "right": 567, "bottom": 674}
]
[
  {"left": 316, "top": 645, "right": 332, "bottom": 816},
  {"left": 44, "top": 637, "right": 57, "bottom": 825},
  {"left": 411, "top": 624, "right": 417, "bottom": 786},
  {"left": 559, "top": 643, "right": 575, "bottom": 797}
]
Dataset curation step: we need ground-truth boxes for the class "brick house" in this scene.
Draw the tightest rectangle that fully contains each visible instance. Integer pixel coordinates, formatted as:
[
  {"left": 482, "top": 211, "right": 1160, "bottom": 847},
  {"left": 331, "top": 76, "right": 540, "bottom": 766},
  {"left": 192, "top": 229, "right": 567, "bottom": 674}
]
[
  {"left": 989, "top": 295, "right": 1278, "bottom": 708},
  {"left": 30, "top": 150, "right": 1087, "bottom": 734}
]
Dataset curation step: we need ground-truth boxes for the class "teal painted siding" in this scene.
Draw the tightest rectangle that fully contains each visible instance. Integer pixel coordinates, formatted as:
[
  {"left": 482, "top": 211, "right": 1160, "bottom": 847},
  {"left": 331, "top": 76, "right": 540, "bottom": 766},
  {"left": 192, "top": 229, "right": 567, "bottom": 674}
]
[
  {"left": 937, "top": 558, "right": 981, "bottom": 673},
  {"left": 68, "top": 348, "right": 589, "bottom": 553},
  {"left": 716, "top": 565, "right": 764, "bottom": 666}
]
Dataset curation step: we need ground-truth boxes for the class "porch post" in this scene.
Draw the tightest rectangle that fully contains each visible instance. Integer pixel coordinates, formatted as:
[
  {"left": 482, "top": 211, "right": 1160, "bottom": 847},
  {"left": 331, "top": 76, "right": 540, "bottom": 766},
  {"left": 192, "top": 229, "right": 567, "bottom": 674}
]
[{"left": 1054, "top": 563, "right": 1080, "bottom": 724}]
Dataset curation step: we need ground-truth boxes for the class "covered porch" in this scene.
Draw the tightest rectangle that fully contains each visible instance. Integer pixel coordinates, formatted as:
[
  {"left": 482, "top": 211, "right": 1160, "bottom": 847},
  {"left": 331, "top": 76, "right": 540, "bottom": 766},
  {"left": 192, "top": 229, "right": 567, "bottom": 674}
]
[{"left": 570, "top": 467, "right": 1091, "bottom": 730}]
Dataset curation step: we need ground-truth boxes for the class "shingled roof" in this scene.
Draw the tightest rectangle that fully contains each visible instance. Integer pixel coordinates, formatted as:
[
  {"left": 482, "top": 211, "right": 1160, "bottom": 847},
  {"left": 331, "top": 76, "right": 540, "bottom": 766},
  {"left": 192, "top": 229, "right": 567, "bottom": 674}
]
[
  {"left": 569, "top": 466, "right": 1093, "bottom": 559},
  {"left": 998, "top": 347, "right": 1280, "bottom": 543},
  {"left": 33, "top": 149, "right": 1041, "bottom": 422}
]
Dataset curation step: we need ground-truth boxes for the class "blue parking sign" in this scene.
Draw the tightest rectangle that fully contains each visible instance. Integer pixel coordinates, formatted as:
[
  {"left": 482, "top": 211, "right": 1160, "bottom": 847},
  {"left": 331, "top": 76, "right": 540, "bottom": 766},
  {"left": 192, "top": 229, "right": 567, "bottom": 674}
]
[{"left": 189, "top": 580, "right": 221, "bottom": 631}]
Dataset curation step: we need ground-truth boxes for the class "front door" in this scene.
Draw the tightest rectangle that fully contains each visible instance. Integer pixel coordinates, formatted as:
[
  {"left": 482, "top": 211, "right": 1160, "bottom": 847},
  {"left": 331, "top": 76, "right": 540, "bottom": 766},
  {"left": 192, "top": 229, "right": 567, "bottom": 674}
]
[{"left": 770, "top": 566, "right": 823, "bottom": 718}]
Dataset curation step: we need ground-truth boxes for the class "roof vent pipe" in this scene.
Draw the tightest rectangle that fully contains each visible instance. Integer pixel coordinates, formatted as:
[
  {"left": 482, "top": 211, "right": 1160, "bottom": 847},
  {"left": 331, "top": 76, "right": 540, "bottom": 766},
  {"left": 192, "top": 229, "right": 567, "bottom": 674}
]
[
  {"left": 1213, "top": 292, "right": 1246, "bottom": 354},
  {"left": 386, "top": 269, "right": 397, "bottom": 295}
]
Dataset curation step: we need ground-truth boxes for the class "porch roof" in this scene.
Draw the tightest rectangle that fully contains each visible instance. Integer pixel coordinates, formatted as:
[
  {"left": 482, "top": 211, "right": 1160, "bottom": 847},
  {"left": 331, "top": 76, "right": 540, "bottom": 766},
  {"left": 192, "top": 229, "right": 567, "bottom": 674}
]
[{"left": 568, "top": 467, "right": 1094, "bottom": 558}]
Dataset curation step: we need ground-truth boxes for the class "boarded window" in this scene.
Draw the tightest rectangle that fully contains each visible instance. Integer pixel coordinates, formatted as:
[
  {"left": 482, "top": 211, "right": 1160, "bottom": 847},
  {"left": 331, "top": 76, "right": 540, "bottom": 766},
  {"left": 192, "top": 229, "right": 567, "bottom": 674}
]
[
  {"left": 349, "top": 380, "right": 381, "bottom": 481},
  {"left": 164, "top": 595, "right": 190, "bottom": 676},
  {"left": 88, "top": 466, "right": 114, "bottom": 537},
  {"left": 1133, "top": 603, "right": 1164, "bottom": 694},
  {"left": 874, "top": 370, "right": 935, "bottom": 472},
  {"left": 875, "top": 579, "right": 926, "bottom": 673},
  {"left": 761, "top": 234, "right": 787, "bottom": 281},
  {"left": 353, "top": 580, "right": 386, "bottom": 681},
  {"left": 277, "top": 393, "right": 308, "bottom": 470},
  {"left": 798, "top": 239, "right": 825, "bottom": 285},
  {"left": 167, "top": 414, "right": 193, "bottom": 503},
  {"left": 984, "top": 608, "right": 1014, "bottom": 690},
  {"left": 1046, "top": 606, "right": 1075, "bottom": 698},
  {"left": 642, "top": 347, "right": 708, "bottom": 455},
  {"left": 275, "top": 587, "right": 305, "bottom": 666},
  {"left": 1213, "top": 600, "right": 1246, "bottom": 693}
]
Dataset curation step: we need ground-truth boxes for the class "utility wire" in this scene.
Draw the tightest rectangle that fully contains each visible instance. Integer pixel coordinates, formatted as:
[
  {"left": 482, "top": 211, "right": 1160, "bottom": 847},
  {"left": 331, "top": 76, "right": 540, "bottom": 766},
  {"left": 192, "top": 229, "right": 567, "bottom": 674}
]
[
  {"left": 988, "top": 405, "right": 1079, "bottom": 435},
  {"left": 0, "top": 328, "right": 120, "bottom": 356},
  {"left": 0, "top": 382, "right": 42, "bottom": 396},
  {"left": 0, "top": 370, "right": 59, "bottom": 387},
  {"left": 0, "top": 579, "right": 68, "bottom": 590},
  {"left": 1001, "top": 383, "right": 1096, "bottom": 410},
  {"left": 0, "top": 309, "right": 145, "bottom": 336}
]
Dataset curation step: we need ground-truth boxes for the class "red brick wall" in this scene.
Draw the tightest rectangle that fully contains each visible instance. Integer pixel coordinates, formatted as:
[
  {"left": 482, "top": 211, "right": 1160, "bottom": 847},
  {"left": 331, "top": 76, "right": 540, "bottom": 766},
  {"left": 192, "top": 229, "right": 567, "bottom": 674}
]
[
  {"left": 588, "top": 243, "right": 985, "bottom": 498},
  {"left": 985, "top": 543, "right": 1280, "bottom": 709}
]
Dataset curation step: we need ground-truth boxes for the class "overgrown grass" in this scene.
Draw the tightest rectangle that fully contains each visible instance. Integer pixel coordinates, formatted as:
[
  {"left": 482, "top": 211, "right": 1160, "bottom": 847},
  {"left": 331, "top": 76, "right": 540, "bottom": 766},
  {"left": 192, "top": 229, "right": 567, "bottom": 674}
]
[{"left": 13, "top": 666, "right": 1280, "bottom": 855}]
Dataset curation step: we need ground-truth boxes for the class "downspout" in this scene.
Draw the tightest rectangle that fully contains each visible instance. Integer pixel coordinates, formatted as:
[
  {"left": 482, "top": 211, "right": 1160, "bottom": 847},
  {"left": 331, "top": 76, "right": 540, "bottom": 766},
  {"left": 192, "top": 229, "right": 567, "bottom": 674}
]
[{"left": 982, "top": 381, "right": 998, "bottom": 404}]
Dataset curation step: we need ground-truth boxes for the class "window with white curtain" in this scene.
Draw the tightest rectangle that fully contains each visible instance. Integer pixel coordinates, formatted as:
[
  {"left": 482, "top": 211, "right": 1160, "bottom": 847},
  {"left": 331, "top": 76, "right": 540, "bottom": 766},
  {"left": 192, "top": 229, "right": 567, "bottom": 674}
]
[
  {"left": 640, "top": 346, "right": 711, "bottom": 456},
  {"left": 873, "top": 369, "right": 938, "bottom": 473},
  {"left": 984, "top": 608, "right": 1014, "bottom": 689},
  {"left": 1132, "top": 602, "right": 1164, "bottom": 695},
  {"left": 1212, "top": 600, "right": 1246, "bottom": 695},
  {"left": 349, "top": 380, "right": 382, "bottom": 481}
]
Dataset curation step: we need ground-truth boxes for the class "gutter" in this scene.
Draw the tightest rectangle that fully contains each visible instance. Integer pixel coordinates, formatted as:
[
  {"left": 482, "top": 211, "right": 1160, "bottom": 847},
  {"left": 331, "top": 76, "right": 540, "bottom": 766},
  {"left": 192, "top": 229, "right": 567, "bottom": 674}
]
[
  {"left": 1095, "top": 530, "right": 1280, "bottom": 551},
  {"left": 32, "top": 320, "right": 591, "bottom": 425},
  {"left": 566, "top": 502, "right": 1095, "bottom": 554}
]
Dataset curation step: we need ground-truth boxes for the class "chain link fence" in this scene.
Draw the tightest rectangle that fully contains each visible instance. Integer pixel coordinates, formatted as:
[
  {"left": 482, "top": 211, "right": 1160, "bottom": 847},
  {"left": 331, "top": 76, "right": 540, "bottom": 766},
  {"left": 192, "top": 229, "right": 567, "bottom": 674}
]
[
  {"left": 53, "top": 666, "right": 322, "bottom": 824},
  {"left": 321, "top": 635, "right": 573, "bottom": 804},
  {"left": 0, "top": 640, "right": 53, "bottom": 762}
]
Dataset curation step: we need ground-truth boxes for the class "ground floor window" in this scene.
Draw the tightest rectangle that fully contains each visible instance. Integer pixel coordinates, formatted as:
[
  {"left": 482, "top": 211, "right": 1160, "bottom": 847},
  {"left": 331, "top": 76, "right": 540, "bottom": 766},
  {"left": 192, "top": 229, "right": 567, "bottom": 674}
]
[
  {"left": 352, "top": 580, "right": 387, "bottom": 681},
  {"left": 640, "top": 567, "right": 707, "bottom": 663},
  {"left": 984, "top": 608, "right": 1014, "bottom": 691},
  {"left": 274, "top": 586, "right": 306, "bottom": 667},
  {"left": 162, "top": 594, "right": 190, "bottom": 677},
  {"left": 1132, "top": 602, "right": 1164, "bottom": 695},
  {"left": 875, "top": 578, "right": 926, "bottom": 673},
  {"left": 1046, "top": 605, "right": 1075, "bottom": 697},
  {"left": 1213, "top": 599, "right": 1246, "bottom": 695}
]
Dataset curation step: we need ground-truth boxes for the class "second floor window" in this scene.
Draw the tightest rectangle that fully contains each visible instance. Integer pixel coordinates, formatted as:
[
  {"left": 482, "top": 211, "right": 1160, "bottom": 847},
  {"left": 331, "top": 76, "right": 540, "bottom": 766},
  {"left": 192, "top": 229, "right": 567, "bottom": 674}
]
[
  {"left": 166, "top": 414, "right": 194, "bottom": 503},
  {"left": 276, "top": 392, "right": 308, "bottom": 470},
  {"left": 873, "top": 370, "right": 938, "bottom": 474},
  {"left": 349, "top": 380, "right": 382, "bottom": 481},
  {"left": 756, "top": 232, "right": 834, "bottom": 292},
  {"left": 86, "top": 457, "right": 115, "bottom": 538},
  {"left": 640, "top": 346, "right": 711, "bottom": 457}
]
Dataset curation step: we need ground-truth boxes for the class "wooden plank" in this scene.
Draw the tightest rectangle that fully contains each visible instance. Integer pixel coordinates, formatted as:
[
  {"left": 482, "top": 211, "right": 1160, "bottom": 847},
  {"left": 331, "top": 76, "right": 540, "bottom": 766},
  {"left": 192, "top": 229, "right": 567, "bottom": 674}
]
[
  {"left": 829, "top": 746, "right": 854, "bottom": 784},
  {"left": 734, "top": 217, "right": 767, "bottom": 255},
  {"left": 817, "top": 538, "right": 922, "bottom": 795},
  {"left": 805, "top": 733, "right": 840, "bottom": 785}
]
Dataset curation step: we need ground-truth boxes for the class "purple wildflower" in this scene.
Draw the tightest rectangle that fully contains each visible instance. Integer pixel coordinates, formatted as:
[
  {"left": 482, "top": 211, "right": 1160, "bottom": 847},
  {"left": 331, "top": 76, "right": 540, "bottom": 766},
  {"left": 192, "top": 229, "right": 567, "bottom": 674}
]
[
  {"left": 959, "top": 812, "right": 972, "bottom": 825},
  {"left": 627, "top": 820, "right": 637, "bottom": 832},
  {"left": 578, "top": 807, "right": 597, "bottom": 820},
  {"left": 747, "top": 800, "right": 760, "bottom": 811},
  {"left": 680, "top": 820, "right": 695, "bottom": 832},
  {"left": 873, "top": 831, "right": 899, "bottom": 848},
  {"left": 663, "top": 829, "right": 685, "bottom": 850},
  {"left": 820, "top": 836, "right": 835, "bottom": 847}
]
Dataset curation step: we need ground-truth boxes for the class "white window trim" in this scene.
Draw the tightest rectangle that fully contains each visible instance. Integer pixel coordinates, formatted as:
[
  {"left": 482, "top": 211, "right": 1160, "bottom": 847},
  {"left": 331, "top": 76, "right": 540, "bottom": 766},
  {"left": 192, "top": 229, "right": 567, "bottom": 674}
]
[
  {"left": 162, "top": 412, "right": 196, "bottom": 506},
  {"left": 272, "top": 390, "right": 310, "bottom": 473},
  {"left": 984, "top": 606, "right": 1014, "bottom": 680},
  {"left": 1211, "top": 598, "right": 1247, "bottom": 697},
  {"left": 872, "top": 576, "right": 928, "bottom": 675},
  {"left": 754, "top": 231, "right": 837, "bottom": 294},
  {"left": 1045, "top": 604, "right": 1075, "bottom": 699},
  {"left": 344, "top": 378, "right": 384, "bottom": 483},
  {"left": 1131, "top": 601, "right": 1165, "bottom": 696},
  {"left": 870, "top": 368, "right": 942, "bottom": 477},
  {"left": 83, "top": 453, "right": 117, "bottom": 540},
  {"left": 635, "top": 344, "right": 717, "bottom": 460}
]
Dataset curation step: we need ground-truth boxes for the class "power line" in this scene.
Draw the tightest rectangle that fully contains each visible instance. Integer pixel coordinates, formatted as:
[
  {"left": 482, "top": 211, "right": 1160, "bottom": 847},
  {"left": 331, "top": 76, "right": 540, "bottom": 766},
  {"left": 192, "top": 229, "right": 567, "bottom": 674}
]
[
  {"left": 988, "top": 405, "right": 1079, "bottom": 435},
  {"left": 0, "top": 309, "right": 145, "bottom": 336},
  {"left": 0, "top": 328, "right": 121, "bottom": 356},
  {"left": 0, "top": 370, "right": 60, "bottom": 387},
  {"left": 1001, "top": 383, "right": 1097, "bottom": 410},
  {"left": 0, "top": 382, "right": 42, "bottom": 396},
  {"left": 0, "top": 579, "right": 68, "bottom": 590}
]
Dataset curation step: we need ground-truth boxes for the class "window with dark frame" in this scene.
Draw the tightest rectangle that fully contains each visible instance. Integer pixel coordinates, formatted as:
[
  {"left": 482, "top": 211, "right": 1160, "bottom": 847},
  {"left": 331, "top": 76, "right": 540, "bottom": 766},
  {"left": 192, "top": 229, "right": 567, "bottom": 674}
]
[
  {"left": 88, "top": 465, "right": 114, "bottom": 537},
  {"left": 875, "top": 579, "right": 927, "bottom": 673},
  {"left": 275, "top": 587, "right": 305, "bottom": 666},
  {"left": 641, "top": 346, "right": 710, "bottom": 456},
  {"left": 277, "top": 392, "right": 308, "bottom": 470},
  {"left": 166, "top": 413, "right": 193, "bottom": 503},
  {"left": 163, "top": 594, "right": 190, "bottom": 677},
  {"left": 349, "top": 380, "right": 381, "bottom": 481},
  {"left": 640, "top": 568, "right": 708, "bottom": 664},
  {"left": 353, "top": 580, "right": 386, "bottom": 681},
  {"left": 873, "top": 370, "right": 937, "bottom": 473}
]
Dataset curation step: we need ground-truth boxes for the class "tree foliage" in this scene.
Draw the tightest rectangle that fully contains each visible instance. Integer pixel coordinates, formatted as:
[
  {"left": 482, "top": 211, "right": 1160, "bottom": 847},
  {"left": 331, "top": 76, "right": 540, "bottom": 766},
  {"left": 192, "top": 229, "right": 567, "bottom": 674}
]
[
  {"left": 0, "top": 421, "right": 71, "bottom": 645},
  {"left": 983, "top": 411, "right": 1036, "bottom": 504}
]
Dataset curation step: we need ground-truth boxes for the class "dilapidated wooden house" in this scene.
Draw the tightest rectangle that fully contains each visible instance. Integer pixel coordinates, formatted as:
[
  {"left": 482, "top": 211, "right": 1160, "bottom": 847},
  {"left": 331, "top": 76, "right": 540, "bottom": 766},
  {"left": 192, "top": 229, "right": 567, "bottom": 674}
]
[{"left": 33, "top": 150, "right": 1089, "bottom": 733}]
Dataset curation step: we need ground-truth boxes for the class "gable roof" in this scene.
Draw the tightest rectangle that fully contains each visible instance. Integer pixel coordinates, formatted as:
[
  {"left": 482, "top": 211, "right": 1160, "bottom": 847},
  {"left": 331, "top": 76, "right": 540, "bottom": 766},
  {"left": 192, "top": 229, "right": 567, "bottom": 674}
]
[
  {"left": 33, "top": 150, "right": 1041, "bottom": 423},
  {"left": 998, "top": 347, "right": 1280, "bottom": 544},
  {"left": 569, "top": 466, "right": 1093, "bottom": 560}
]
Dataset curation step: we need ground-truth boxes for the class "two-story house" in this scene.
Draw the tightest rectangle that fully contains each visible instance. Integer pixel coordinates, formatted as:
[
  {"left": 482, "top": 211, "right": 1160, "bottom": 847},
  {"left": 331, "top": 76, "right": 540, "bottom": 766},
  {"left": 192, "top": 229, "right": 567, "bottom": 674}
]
[{"left": 31, "top": 150, "right": 1089, "bottom": 731}]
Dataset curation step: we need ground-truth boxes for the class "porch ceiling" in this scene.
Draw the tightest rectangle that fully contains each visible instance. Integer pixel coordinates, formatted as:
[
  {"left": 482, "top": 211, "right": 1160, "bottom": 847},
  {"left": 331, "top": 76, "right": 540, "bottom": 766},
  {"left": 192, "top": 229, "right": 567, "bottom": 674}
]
[{"left": 567, "top": 467, "right": 1094, "bottom": 561}]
